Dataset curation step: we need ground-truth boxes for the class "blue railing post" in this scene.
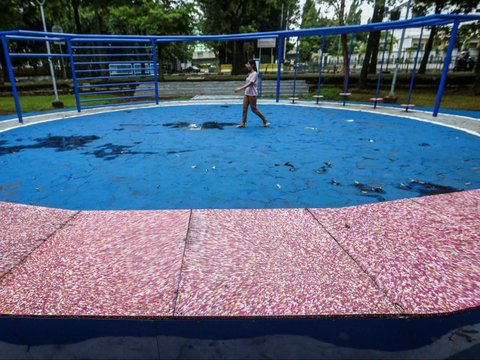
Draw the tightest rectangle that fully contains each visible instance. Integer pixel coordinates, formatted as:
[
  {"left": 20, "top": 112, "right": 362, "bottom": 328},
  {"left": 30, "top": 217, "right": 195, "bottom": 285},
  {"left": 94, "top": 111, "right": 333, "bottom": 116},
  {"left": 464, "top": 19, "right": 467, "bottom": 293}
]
[
  {"left": 316, "top": 36, "right": 326, "bottom": 99},
  {"left": 343, "top": 33, "right": 355, "bottom": 106},
  {"left": 1, "top": 35, "right": 23, "bottom": 123},
  {"left": 405, "top": 26, "right": 424, "bottom": 109},
  {"left": 66, "top": 38, "right": 81, "bottom": 112},
  {"left": 433, "top": 20, "right": 460, "bottom": 117},
  {"left": 292, "top": 37, "right": 299, "bottom": 102},
  {"left": 275, "top": 35, "right": 284, "bottom": 102},
  {"left": 373, "top": 29, "right": 390, "bottom": 109},
  {"left": 152, "top": 40, "right": 159, "bottom": 104}
]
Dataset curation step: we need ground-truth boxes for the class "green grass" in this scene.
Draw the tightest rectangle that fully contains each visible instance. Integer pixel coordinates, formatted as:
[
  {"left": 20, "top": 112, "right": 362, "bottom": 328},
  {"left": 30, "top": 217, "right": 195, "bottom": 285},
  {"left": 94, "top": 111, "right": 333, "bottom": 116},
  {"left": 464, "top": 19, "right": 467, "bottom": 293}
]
[
  {"left": 0, "top": 94, "right": 78, "bottom": 116},
  {"left": 0, "top": 94, "right": 156, "bottom": 116},
  {"left": 284, "top": 86, "right": 480, "bottom": 111}
]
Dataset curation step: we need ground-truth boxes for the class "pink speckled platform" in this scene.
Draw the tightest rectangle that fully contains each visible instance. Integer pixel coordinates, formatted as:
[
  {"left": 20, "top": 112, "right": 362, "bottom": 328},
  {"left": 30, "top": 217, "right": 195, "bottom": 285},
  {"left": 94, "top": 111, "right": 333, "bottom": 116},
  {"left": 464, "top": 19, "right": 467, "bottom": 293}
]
[{"left": 0, "top": 190, "right": 478, "bottom": 318}]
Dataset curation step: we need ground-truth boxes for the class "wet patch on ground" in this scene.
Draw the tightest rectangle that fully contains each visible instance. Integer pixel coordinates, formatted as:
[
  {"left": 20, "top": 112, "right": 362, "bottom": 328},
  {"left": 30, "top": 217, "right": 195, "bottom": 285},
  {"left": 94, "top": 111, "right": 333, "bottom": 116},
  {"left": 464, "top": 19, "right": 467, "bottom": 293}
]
[
  {"left": 87, "top": 144, "right": 156, "bottom": 161},
  {"left": 201, "top": 121, "right": 237, "bottom": 130},
  {"left": 0, "top": 135, "right": 100, "bottom": 156},
  {"left": 314, "top": 162, "right": 333, "bottom": 175},
  {"left": 274, "top": 162, "right": 296, "bottom": 172},
  {"left": 163, "top": 121, "right": 237, "bottom": 130},
  {"left": 163, "top": 122, "right": 192, "bottom": 128},
  {"left": 399, "top": 179, "right": 462, "bottom": 196},
  {"left": 353, "top": 181, "right": 386, "bottom": 201}
]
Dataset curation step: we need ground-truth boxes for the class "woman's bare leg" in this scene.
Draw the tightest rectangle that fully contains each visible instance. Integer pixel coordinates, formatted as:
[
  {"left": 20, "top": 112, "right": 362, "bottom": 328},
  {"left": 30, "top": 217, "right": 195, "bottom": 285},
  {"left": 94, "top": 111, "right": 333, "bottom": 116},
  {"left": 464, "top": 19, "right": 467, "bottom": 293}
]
[
  {"left": 248, "top": 96, "right": 268, "bottom": 126},
  {"left": 236, "top": 95, "right": 249, "bottom": 127}
]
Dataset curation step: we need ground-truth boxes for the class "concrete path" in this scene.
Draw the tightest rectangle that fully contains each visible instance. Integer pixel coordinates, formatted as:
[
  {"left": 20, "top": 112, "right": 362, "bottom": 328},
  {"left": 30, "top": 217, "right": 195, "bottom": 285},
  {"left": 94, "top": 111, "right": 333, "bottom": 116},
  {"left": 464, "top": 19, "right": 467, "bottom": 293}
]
[{"left": 135, "top": 80, "right": 310, "bottom": 97}]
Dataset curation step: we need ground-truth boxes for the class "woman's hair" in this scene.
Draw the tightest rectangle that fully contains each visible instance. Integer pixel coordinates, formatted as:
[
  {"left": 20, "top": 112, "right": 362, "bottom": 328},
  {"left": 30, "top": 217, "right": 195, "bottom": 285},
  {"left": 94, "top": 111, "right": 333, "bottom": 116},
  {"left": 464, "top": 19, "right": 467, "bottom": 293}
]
[{"left": 248, "top": 59, "right": 257, "bottom": 72}]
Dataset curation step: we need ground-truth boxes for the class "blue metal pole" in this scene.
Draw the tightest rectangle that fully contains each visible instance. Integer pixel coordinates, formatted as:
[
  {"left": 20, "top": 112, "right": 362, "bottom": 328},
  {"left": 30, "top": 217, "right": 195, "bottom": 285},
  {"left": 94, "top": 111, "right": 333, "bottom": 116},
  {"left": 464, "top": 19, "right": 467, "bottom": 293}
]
[
  {"left": 433, "top": 20, "right": 459, "bottom": 117},
  {"left": 316, "top": 36, "right": 326, "bottom": 102},
  {"left": 275, "top": 35, "right": 284, "bottom": 102},
  {"left": 405, "top": 26, "right": 424, "bottom": 110},
  {"left": 1, "top": 35, "right": 23, "bottom": 123},
  {"left": 373, "top": 29, "right": 389, "bottom": 109},
  {"left": 343, "top": 33, "right": 354, "bottom": 106},
  {"left": 292, "top": 37, "right": 299, "bottom": 103},
  {"left": 151, "top": 40, "right": 159, "bottom": 104},
  {"left": 66, "top": 39, "right": 81, "bottom": 112}
]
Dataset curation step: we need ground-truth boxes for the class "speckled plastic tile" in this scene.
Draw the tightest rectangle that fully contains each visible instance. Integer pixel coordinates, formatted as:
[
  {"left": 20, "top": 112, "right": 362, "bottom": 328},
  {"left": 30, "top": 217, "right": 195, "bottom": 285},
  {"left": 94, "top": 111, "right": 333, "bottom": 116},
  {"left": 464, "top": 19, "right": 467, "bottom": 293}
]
[
  {"left": 0, "top": 210, "right": 190, "bottom": 317},
  {"left": 0, "top": 192, "right": 478, "bottom": 319},
  {"left": 309, "top": 195, "right": 480, "bottom": 314},
  {"left": 174, "top": 208, "right": 398, "bottom": 317},
  {"left": 0, "top": 202, "right": 77, "bottom": 277},
  {"left": 413, "top": 189, "right": 480, "bottom": 226}
]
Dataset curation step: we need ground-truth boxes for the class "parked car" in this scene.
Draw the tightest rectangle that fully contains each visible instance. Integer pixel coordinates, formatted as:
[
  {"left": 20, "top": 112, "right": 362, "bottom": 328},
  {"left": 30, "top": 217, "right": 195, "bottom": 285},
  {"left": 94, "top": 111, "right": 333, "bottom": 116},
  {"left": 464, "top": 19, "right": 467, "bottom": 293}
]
[{"left": 183, "top": 66, "right": 200, "bottom": 73}]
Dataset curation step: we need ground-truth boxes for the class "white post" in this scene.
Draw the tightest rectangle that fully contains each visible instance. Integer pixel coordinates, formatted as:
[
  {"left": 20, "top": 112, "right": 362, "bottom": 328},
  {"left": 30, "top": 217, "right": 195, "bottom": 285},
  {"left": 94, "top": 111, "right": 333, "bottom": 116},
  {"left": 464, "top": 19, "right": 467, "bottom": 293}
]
[
  {"left": 387, "top": 0, "right": 412, "bottom": 99},
  {"left": 37, "top": 0, "right": 61, "bottom": 105}
]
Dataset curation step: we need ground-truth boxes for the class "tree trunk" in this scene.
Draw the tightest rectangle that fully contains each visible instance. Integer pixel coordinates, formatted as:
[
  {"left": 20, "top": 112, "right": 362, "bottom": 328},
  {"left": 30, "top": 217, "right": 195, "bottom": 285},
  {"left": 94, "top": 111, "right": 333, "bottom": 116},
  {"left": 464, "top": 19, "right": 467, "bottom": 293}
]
[
  {"left": 338, "top": 0, "right": 349, "bottom": 89},
  {"left": 359, "top": 34, "right": 375, "bottom": 88},
  {"left": 157, "top": 43, "right": 164, "bottom": 81},
  {"left": 368, "top": 32, "right": 381, "bottom": 74},
  {"left": 418, "top": 5, "right": 443, "bottom": 75},
  {"left": 71, "top": 0, "right": 82, "bottom": 33},
  {"left": 341, "top": 33, "right": 349, "bottom": 90},
  {"left": 418, "top": 26, "right": 437, "bottom": 74},
  {"left": 358, "top": 0, "right": 385, "bottom": 88},
  {"left": 232, "top": 40, "right": 245, "bottom": 75},
  {"left": 0, "top": 49, "right": 7, "bottom": 84}
]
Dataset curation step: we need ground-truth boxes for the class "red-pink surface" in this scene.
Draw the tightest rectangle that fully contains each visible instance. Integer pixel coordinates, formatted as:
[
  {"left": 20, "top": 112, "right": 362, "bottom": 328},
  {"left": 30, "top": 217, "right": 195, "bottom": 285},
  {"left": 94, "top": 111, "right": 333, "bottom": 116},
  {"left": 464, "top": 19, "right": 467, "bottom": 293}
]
[{"left": 0, "top": 190, "right": 479, "bottom": 318}]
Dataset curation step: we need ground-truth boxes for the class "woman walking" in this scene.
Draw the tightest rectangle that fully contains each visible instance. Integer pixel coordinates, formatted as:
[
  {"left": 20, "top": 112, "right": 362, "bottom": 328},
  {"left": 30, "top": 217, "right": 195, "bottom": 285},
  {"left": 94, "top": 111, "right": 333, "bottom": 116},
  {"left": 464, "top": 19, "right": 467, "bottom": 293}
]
[{"left": 234, "top": 60, "right": 269, "bottom": 128}]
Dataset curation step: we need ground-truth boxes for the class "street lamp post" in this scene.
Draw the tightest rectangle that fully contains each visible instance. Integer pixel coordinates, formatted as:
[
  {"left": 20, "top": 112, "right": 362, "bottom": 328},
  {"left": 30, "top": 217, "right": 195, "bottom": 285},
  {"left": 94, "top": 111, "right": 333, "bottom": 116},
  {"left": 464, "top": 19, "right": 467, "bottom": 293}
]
[
  {"left": 386, "top": 0, "right": 413, "bottom": 101},
  {"left": 36, "top": 0, "right": 64, "bottom": 108}
]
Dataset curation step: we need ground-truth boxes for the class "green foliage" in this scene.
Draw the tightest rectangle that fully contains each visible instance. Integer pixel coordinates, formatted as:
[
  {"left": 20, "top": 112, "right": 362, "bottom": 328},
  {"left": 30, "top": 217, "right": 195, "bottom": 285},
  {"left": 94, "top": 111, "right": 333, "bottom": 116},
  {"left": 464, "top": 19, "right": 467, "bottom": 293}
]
[
  {"left": 0, "top": 0, "right": 197, "bottom": 79},
  {"left": 298, "top": 0, "right": 334, "bottom": 62},
  {"left": 414, "top": 0, "right": 480, "bottom": 16},
  {"left": 196, "top": 0, "right": 300, "bottom": 72}
]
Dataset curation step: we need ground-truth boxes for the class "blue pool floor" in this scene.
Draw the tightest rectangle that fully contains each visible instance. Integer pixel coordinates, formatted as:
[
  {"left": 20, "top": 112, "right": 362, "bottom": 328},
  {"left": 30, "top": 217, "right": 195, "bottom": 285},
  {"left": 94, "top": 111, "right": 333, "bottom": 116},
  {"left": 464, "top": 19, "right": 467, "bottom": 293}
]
[{"left": 0, "top": 104, "right": 479, "bottom": 210}]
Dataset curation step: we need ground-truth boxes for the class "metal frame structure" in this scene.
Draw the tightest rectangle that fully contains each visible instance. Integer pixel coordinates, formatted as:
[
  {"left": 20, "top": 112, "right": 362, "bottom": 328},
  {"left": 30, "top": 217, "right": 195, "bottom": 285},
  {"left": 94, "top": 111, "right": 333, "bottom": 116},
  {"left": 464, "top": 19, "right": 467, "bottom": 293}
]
[{"left": 1, "top": 14, "right": 480, "bottom": 123}]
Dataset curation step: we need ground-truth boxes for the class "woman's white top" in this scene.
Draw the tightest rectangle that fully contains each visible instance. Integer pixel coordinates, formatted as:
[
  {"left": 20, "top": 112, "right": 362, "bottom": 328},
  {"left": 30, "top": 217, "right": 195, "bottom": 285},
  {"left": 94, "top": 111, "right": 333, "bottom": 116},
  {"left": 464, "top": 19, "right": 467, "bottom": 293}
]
[{"left": 244, "top": 71, "right": 258, "bottom": 96}]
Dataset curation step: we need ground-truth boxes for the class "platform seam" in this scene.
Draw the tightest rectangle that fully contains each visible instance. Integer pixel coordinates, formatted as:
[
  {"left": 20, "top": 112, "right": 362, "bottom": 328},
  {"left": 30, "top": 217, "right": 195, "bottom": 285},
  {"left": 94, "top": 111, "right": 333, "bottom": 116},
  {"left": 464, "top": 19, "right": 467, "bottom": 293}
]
[
  {"left": 0, "top": 210, "right": 81, "bottom": 282},
  {"left": 172, "top": 209, "right": 193, "bottom": 316},
  {"left": 305, "top": 208, "right": 404, "bottom": 313}
]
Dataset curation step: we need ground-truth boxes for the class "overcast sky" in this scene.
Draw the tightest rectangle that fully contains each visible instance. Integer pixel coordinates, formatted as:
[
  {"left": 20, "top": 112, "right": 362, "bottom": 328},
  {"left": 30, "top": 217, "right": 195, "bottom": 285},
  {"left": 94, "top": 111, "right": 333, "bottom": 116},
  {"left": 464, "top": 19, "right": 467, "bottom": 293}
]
[{"left": 297, "top": 0, "right": 379, "bottom": 25}]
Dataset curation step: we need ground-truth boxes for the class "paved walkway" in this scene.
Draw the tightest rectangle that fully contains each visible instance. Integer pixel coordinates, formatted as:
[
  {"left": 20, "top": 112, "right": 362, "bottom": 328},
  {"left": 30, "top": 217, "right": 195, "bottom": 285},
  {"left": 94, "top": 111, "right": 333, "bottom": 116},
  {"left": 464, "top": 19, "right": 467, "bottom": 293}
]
[
  {"left": 1, "top": 99, "right": 479, "bottom": 135},
  {"left": 134, "top": 80, "right": 310, "bottom": 97}
]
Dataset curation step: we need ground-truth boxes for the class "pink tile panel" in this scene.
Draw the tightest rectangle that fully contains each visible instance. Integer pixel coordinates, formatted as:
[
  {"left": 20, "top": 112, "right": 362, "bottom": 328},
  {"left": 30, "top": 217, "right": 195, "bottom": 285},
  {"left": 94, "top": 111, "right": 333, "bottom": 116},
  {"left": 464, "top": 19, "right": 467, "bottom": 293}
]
[
  {"left": 413, "top": 189, "right": 480, "bottom": 227},
  {"left": 0, "top": 210, "right": 190, "bottom": 317},
  {"left": 309, "top": 195, "right": 480, "bottom": 315},
  {"left": 175, "top": 209, "right": 398, "bottom": 317},
  {"left": 0, "top": 202, "right": 77, "bottom": 277}
]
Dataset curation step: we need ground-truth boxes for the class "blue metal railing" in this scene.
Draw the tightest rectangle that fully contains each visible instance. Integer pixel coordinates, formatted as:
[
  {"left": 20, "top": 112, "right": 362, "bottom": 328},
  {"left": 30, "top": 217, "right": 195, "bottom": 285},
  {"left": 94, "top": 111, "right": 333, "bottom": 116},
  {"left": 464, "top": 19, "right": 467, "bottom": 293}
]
[
  {"left": 2, "top": 13, "right": 480, "bottom": 123},
  {"left": 69, "top": 38, "right": 156, "bottom": 109}
]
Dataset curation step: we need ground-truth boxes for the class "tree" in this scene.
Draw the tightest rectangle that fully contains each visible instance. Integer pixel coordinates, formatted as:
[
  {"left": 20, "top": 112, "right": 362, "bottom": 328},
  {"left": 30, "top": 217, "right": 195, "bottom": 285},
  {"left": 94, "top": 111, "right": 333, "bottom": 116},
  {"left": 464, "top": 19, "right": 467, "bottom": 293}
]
[
  {"left": 316, "top": 0, "right": 364, "bottom": 88},
  {"left": 298, "top": 0, "right": 333, "bottom": 62},
  {"left": 70, "top": 0, "right": 82, "bottom": 33},
  {"left": 0, "top": 0, "right": 23, "bottom": 83},
  {"left": 358, "top": 0, "right": 387, "bottom": 88},
  {"left": 196, "top": 0, "right": 299, "bottom": 74},
  {"left": 415, "top": 0, "right": 480, "bottom": 74},
  {"left": 0, "top": 0, "right": 72, "bottom": 83},
  {"left": 104, "top": 0, "right": 196, "bottom": 76},
  {"left": 458, "top": 21, "right": 480, "bottom": 94}
]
